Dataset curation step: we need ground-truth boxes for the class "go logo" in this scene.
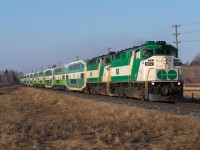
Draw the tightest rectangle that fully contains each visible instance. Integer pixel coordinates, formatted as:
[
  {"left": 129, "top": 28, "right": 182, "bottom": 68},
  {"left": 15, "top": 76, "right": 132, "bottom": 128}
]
[{"left": 157, "top": 70, "right": 177, "bottom": 80}]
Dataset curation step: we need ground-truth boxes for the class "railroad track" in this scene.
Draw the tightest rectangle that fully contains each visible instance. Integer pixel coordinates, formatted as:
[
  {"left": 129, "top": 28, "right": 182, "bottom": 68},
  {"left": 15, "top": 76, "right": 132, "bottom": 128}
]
[{"left": 35, "top": 87, "right": 200, "bottom": 118}]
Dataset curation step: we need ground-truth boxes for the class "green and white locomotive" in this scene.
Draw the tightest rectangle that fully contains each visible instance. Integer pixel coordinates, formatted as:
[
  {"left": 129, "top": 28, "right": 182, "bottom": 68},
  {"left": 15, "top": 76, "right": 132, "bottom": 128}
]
[
  {"left": 20, "top": 41, "right": 183, "bottom": 101},
  {"left": 85, "top": 41, "right": 182, "bottom": 101}
]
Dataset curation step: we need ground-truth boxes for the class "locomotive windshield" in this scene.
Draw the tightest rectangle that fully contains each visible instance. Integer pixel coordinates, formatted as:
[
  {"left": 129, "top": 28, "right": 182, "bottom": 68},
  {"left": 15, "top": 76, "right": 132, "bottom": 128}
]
[
  {"left": 142, "top": 50, "right": 153, "bottom": 57},
  {"left": 154, "top": 48, "right": 177, "bottom": 57},
  {"left": 156, "top": 48, "right": 165, "bottom": 55},
  {"left": 166, "top": 49, "right": 177, "bottom": 57}
]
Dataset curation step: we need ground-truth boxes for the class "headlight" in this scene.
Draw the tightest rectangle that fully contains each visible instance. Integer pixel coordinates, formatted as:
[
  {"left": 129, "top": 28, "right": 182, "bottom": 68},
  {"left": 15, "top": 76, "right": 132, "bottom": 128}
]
[
  {"left": 151, "top": 82, "right": 155, "bottom": 85},
  {"left": 178, "top": 82, "right": 181, "bottom": 85}
]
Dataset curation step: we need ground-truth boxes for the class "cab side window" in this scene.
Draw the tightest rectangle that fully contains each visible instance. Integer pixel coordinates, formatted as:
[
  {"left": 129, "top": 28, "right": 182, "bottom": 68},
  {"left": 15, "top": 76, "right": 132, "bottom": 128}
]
[
  {"left": 135, "top": 51, "right": 140, "bottom": 59},
  {"left": 142, "top": 50, "right": 153, "bottom": 57}
]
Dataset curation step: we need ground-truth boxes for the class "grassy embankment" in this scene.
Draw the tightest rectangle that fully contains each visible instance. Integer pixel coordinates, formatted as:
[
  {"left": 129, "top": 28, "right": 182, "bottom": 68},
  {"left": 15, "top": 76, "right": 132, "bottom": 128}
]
[{"left": 0, "top": 87, "right": 200, "bottom": 149}]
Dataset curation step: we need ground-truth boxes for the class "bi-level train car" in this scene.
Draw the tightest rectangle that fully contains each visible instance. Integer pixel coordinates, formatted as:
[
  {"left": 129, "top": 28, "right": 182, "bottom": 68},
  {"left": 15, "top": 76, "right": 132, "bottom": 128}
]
[{"left": 20, "top": 41, "right": 183, "bottom": 101}]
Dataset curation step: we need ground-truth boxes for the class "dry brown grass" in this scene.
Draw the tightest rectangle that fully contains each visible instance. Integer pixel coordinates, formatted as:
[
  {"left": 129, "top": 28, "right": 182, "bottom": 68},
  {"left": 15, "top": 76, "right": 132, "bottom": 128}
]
[{"left": 0, "top": 87, "right": 200, "bottom": 150}]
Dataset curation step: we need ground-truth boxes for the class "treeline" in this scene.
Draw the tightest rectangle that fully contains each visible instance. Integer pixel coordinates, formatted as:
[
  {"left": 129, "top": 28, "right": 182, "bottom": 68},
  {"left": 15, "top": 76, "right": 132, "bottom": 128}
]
[
  {"left": 0, "top": 70, "right": 21, "bottom": 85},
  {"left": 182, "top": 53, "right": 200, "bottom": 83}
]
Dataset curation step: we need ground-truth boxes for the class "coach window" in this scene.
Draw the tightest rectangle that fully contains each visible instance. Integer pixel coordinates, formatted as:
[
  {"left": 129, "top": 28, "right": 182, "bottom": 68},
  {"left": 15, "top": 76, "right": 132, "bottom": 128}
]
[
  {"left": 71, "top": 79, "right": 76, "bottom": 84},
  {"left": 66, "top": 75, "right": 68, "bottom": 79},
  {"left": 62, "top": 75, "right": 65, "bottom": 80}
]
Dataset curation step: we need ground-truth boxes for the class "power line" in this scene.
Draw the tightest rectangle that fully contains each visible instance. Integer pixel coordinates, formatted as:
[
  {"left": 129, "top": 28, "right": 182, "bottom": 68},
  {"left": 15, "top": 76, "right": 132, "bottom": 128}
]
[
  {"left": 181, "top": 20, "right": 200, "bottom": 26},
  {"left": 182, "top": 40, "right": 200, "bottom": 42},
  {"left": 164, "top": 36, "right": 174, "bottom": 42},
  {"left": 153, "top": 29, "right": 174, "bottom": 40},
  {"left": 148, "top": 26, "right": 171, "bottom": 38},
  {"left": 182, "top": 30, "right": 200, "bottom": 34},
  {"left": 158, "top": 34, "right": 173, "bottom": 41}
]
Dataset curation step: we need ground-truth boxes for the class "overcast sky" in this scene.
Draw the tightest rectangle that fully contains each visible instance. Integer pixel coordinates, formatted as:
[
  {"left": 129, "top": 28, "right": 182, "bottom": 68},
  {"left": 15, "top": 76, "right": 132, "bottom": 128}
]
[{"left": 1, "top": 0, "right": 200, "bottom": 73}]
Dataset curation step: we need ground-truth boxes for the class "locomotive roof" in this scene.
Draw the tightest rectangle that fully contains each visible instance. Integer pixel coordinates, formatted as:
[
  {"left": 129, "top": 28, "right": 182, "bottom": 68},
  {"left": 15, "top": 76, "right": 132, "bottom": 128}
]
[
  {"left": 88, "top": 55, "right": 106, "bottom": 61},
  {"left": 116, "top": 47, "right": 136, "bottom": 53}
]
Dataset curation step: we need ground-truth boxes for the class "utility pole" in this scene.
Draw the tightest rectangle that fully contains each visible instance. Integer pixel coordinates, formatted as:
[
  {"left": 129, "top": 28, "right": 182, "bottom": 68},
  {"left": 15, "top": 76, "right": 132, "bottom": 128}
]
[
  {"left": 107, "top": 47, "right": 111, "bottom": 53},
  {"left": 58, "top": 61, "right": 61, "bottom": 66},
  {"left": 0, "top": 73, "right": 2, "bottom": 84},
  {"left": 172, "top": 24, "right": 180, "bottom": 49},
  {"left": 76, "top": 56, "right": 79, "bottom": 61}
]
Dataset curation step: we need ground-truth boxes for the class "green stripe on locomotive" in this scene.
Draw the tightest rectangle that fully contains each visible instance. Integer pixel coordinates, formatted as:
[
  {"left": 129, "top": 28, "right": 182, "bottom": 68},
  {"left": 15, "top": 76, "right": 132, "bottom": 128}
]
[
  {"left": 87, "top": 77, "right": 99, "bottom": 83},
  {"left": 87, "top": 57, "right": 101, "bottom": 83},
  {"left": 66, "top": 61, "right": 86, "bottom": 90},
  {"left": 87, "top": 58, "right": 100, "bottom": 71},
  {"left": 111, "top": 49, "right": 132, "bottom": 67},
  {"left": 111, "top": 76, "right": 130, "bottom": 82},
  {"left": 110, "top": 48, "right": 132, "bottom": 82}
]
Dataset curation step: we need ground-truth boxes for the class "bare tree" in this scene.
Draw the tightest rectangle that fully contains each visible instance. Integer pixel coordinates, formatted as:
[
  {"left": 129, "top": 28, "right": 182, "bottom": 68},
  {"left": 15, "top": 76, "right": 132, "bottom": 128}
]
[
  {"left": 190, "top": 53, "right": 200, "bottom": 66},
  {"left": 192, "top": 67, "right": 200, "bottom": 83},
  {"left": 0, "top": 69, "right": 19, "bottom": 84}
]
